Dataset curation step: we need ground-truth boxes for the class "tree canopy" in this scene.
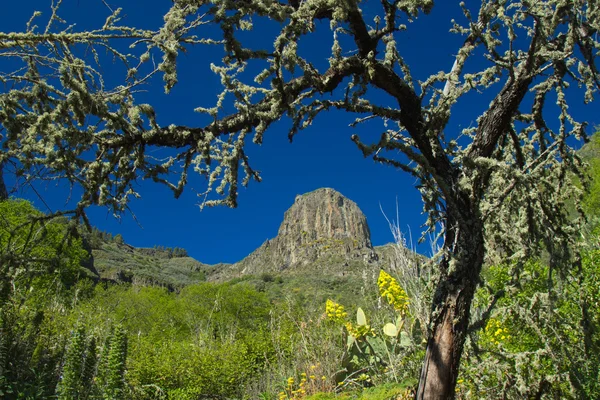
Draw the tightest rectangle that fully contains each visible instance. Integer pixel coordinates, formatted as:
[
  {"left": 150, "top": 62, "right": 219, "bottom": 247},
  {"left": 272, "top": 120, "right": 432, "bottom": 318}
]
[
  {"left": 1, "top": 1, "right": 598, "bottom": 398},
  {"left": 0, "top": 199, "right": 87, "bottom": 304}
]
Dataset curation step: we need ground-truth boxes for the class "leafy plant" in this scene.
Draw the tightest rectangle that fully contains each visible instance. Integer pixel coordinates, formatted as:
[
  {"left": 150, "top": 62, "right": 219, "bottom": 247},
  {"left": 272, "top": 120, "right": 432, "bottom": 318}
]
[
  {"left": 325, "top": 271, "right": 418, "bottom": 389},
  {"left": 0, "top": 199, "right": 87, "bottom": 304},
  {"left": 57, "top": 326, "right": 87, "bottom": 400},
  {"left": 459, "top": 250, "right": 600, "bottom": 399},
  {"left": 102, "top": 325, "right": 128, "bottom": 400}
]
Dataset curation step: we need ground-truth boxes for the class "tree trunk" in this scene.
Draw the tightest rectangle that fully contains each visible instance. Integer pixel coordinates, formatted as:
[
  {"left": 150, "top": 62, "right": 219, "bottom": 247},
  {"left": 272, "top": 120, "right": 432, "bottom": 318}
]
[
  {"left": 416, "top": 211, "right": 485, "bottom": 399},
  {"left": 0, "top": 162, "right": 7, "bottom": 201}
]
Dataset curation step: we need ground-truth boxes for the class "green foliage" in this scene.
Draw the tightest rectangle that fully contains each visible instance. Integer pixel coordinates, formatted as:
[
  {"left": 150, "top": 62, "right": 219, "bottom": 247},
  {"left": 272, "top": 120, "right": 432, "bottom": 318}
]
[
  {"left": 582, "top": 132, "right": 600, "bottom": 221},
  {"left": 305, "top": 382, "right": 414, "bottom": 400},
  {"left": 57, "top": 326, "right": 87, "bottom": 400},
  {"left": 58, "top": 282, "right": 280, "bottom": 398},
  {"left": 55, "top": 324, "right": 131, "bottom": 400},
  {"left": 0, "top": 314, "right": 8, "bottom": 397},
  {"left": 324, "top": 271, "right": 421, "bottom": 390},
  {"left": 0, "top": 199, "right": 88, "bottom": 303},
  {"left": 0, "top": 199, "right": 92, "bottom": 399},
  {"left": 113, "top": 234, "right": 124, "bottom": 245},
  {"left": 81, "top": 336, "right": 97, "bottom": 399},
  {"left": 459, "top": 251, "right": 600, "bottom": 399},
  {"left": 129, "top": 335, "right": 262, "bottom": 399},
  {"left": 102, "top": 325, "right": 127, "bottom": 400}
]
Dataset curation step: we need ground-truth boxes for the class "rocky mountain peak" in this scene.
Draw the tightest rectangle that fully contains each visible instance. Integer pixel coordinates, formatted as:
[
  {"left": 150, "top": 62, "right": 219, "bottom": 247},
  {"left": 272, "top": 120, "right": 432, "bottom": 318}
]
[
  {"left": 278, "top": 188, "right": 372, "bottom": 252},
  {"left": 226, "top": 188, "right": 378, "bottom": 276}
]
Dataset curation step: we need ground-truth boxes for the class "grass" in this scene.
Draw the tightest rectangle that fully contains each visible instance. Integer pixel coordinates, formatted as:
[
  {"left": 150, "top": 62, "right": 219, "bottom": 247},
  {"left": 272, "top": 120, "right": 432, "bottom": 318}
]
[{"left": 305, "top": 382, "right": 416, "bottom": 400}]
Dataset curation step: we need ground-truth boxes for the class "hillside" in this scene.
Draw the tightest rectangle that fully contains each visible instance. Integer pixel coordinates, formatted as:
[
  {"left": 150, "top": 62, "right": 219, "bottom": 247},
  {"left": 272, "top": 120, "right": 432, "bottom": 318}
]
[
  {"left": 78, "top": 228, "right": 223, "bottom": 288},
  {"left": 87, "top": 242, "right": 216, "bottom": 288},
  {"left": 83, "top": 188, "right": 419, "bottom": 295}
]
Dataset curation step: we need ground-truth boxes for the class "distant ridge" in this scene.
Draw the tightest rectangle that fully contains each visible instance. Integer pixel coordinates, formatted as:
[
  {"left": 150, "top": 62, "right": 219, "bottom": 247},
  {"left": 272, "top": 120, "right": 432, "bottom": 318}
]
[{"left": 84, "top": 188, "right": 415, "bottom": 287}]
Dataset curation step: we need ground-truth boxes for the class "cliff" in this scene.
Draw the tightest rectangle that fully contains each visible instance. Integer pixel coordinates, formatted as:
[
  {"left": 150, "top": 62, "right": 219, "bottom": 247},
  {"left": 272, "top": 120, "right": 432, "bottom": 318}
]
[{"left": 214, "top": 188, "right": 380, "bottom": 278}]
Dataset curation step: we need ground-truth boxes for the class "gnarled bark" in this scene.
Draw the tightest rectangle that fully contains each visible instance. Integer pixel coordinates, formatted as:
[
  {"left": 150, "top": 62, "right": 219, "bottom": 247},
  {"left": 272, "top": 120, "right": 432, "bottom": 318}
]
[{"left": 416, "top": 207, "right": 485, "bottom": 399}]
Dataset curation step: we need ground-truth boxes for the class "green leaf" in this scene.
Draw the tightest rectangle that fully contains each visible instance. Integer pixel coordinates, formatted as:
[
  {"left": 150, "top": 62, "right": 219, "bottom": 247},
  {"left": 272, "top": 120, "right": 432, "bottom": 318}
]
[
  {"left": 383, "top": 323, "right": 398, "bottom": 337},
  {"left": 347, "top": 335, "right": 356, "bottom": 349},
  {"left": 399, "top": 331, "right": 412, "bottom": 347},
  {"left": 366, "top": 336, "right": 387, "bottom": 356},
  {"left": 396, "top": 315, "right": 405, "bottom": 331},
  {"left": 356, "top": 307, "right": 366, "bottom": 326}
]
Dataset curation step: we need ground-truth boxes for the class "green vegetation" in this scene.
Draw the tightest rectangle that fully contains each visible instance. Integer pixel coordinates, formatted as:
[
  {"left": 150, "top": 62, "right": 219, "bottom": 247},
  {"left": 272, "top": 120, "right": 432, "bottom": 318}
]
[
  {"left": 582, "top": 134, "right": 600, "bottom": 220},
  {"left": 85, "top": 235, "right": 207, "bottom": 288},
  {"left": 457, "top": 250, "right": 600, "bottom": 398},
  {"left": 1, "top": 1, "right": 598, "bottom": 396},
  {"left": 0, "top": 199, "right": 88, "bottom": 303},
  {"left": 1, "top": 134, "right": 600, "bottom": 398},
  {"left": 0, "top": 199, "right": 91, "bottom": 398}
]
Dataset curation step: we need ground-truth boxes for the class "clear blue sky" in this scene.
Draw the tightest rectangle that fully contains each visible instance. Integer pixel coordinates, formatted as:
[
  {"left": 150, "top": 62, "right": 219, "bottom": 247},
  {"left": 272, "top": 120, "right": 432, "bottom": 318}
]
[{"left": 2, "top": 1, "right": 598, "bottom": 264}]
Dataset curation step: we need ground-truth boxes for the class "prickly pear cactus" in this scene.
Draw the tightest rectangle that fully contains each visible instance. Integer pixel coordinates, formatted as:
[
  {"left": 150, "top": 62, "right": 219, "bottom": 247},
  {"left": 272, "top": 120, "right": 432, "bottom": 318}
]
[{"left": 325, "top": 270, "right": 414, "bottom": 387}]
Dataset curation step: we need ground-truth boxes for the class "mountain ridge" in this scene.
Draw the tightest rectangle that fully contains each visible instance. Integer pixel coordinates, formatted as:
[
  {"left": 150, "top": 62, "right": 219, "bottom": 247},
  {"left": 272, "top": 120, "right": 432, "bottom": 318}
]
[{"left": 85, "top": 187, "right": 409, "bottom": 287}]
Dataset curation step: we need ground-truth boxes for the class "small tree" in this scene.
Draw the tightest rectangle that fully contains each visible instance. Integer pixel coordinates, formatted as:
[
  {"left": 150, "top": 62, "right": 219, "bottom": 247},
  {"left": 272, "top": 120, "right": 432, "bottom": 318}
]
[
  {"left": 113, "top": 234, "right": 124, "bottom": 246},
  {"left": 0, "top": 199, "right": 87, "bottom": 304},
  {"left": 1, "top": 1, "right": 598, "bottom": 398}
]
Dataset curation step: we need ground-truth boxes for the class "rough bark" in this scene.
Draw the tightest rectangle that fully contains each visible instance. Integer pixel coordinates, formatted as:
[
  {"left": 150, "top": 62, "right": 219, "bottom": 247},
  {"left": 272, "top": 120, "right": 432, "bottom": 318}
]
[
  {"left": 416, "top": 203, "right": 485, "bottom": 399},
  {"left": 0, "top": 162, "right": 7, "bottom": 201}
]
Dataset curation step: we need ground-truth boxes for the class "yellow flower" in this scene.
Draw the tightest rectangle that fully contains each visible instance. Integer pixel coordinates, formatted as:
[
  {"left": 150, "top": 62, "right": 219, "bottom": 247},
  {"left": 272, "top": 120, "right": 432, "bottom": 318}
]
[
  {"left": 484, "top": 318, "right": 510, "bottom": 346},
  {"left": 326, "top": 299, "right": 348, "bottom": 323},
  {"left": 377, "top": 270, "right": 409, "bottom": 314},
  {"left": 345, "top": 321, "right": 375, "bottom": 338}
]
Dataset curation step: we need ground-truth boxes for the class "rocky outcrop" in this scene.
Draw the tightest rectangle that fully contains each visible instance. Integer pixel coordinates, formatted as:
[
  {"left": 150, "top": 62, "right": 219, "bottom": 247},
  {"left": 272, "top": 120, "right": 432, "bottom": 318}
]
[
  {"left": 280, "top": 188, "right": 372, "bottom": 251},
  {"left": 222, "top": 188, "right": 379, "bottom": 277},
  {"left": 83, "top": 187, "right": 419, "bottom": 285}
]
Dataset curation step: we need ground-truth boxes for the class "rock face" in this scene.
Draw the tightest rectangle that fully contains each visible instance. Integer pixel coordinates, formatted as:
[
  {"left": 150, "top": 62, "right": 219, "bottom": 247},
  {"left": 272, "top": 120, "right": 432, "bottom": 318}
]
[
  {"left": 276, "top": 188, "right": 372, "bottom": 263},
  {"left": 225, "top": 188, "right": 379, "bottom": 277}
]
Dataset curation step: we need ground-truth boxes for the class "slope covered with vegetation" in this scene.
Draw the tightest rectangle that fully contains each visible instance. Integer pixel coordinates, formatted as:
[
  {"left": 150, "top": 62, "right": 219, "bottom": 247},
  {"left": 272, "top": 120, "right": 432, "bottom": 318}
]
[
  {"left": 84, "top": 230, "right": 212, "bottom": 289},
  {"left": 1, "top": 134, "right": 599, "bottom": 398}
]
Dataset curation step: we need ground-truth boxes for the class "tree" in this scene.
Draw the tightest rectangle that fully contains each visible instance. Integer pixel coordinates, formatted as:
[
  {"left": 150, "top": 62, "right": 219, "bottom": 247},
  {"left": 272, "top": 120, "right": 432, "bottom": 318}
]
[
  {"left": 1, "top": 1, "right": 598, "bottom": 398},
  {"left": 0, "top": 199, "right": 87, "bottom": 304},
  {"left": 113, "top": 234, "right": 124, "bottom": 245},
  {"left": 0, "top": 162, "right": 7, "bottom": 201},
  {"left": 581, "top": 132, "right": 600, "bottom": 219}
]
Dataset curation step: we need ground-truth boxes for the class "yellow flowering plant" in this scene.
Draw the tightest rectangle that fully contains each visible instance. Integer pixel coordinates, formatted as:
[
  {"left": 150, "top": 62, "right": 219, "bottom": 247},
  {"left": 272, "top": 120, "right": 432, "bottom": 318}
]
[
  {"left": 482, "top": 318, "right": 511, "bottom": 347},
  {"left": 323, "top": 270, "right": 414, "bottom": 387},
  {"left": 278, "top": 368, "right": 331, "bottom": 400},
  {"left": 325, "top": 299, "right": 347, "bottom": 324},
  {"left": 378, "top": 270, "right": 410, "bottom": 316}
]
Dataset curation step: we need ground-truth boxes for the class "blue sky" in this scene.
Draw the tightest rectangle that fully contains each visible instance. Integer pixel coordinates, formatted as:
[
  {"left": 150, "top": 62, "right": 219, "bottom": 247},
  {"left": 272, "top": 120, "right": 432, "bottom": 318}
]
[{"left": 2, "top": 1, "right": 598, "bottom": 264}]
